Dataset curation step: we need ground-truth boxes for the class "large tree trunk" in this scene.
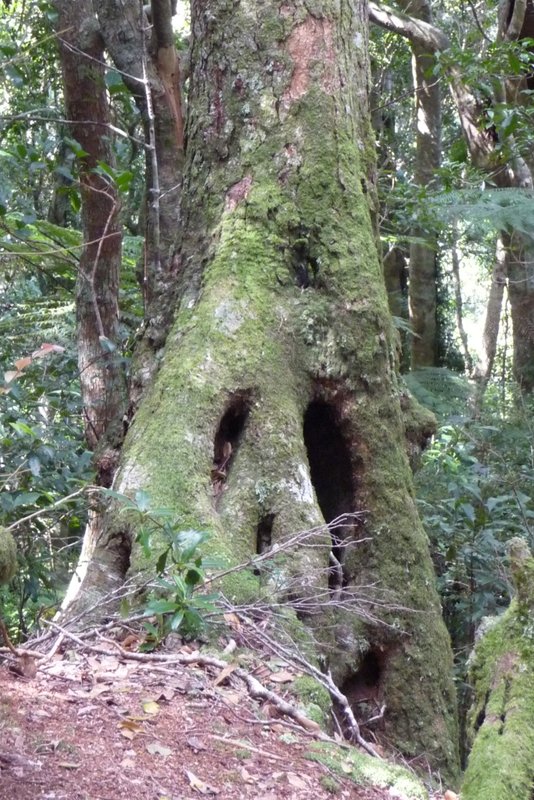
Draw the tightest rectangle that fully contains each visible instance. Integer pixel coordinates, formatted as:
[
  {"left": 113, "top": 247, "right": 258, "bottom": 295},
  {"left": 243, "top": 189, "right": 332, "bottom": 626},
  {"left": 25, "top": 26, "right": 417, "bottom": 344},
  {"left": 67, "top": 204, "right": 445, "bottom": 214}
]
[{"left": 66, "top": 0, "right": 459, "bottom": 776}]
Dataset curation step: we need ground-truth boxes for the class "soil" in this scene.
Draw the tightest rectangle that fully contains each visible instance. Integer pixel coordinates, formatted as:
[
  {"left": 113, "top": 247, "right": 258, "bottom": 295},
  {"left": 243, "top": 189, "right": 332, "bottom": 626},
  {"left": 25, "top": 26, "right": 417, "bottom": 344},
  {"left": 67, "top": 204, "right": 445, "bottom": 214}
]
[{"left": 0, "top": 641, "right": 445, "bottom": 800}]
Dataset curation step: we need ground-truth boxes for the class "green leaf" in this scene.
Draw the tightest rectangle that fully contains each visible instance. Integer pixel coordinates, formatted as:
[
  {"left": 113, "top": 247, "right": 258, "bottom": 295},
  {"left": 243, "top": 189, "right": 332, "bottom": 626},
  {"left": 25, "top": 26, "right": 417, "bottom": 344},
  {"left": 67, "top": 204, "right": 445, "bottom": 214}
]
[
  {"left": 145, "top": 598, "right": 178, "bottom": 615},
  {"left": 135, "top": 490, "right": 151, "bottom": 512}
]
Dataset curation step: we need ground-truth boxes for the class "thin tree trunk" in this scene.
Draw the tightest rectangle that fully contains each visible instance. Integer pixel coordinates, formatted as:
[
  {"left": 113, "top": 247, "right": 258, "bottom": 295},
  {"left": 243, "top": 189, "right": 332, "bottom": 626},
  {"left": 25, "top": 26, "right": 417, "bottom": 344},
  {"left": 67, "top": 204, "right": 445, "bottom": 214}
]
[
  {"left": 397, "top": 0, "right": 441, "bottom": 368},
  {"left": 451, "top": 230, "right": 473, "bottom": 374},
  {"left": 93, "top": 0, "right": 184, "bottom": 360},
  {"left": 55, "top": 0, "right": 126, "bottom": 458},
  {"left": 473, "top": 234, "right": 507, "bottom": 412}
]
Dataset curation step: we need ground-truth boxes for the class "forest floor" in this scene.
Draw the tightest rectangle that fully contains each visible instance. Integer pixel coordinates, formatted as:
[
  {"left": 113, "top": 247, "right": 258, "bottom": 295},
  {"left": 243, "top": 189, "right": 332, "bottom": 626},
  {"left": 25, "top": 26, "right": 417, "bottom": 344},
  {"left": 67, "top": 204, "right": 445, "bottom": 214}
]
[{"left": 0, "top": 636, "right": 452, "bottom": 800}]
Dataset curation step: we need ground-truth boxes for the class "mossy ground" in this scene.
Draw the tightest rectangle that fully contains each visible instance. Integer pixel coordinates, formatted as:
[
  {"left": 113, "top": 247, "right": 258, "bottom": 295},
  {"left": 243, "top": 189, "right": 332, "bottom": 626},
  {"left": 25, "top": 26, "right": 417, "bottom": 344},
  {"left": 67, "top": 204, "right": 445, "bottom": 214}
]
[{"left": 307, "top": 741, "right": 428, "bottom": 800}]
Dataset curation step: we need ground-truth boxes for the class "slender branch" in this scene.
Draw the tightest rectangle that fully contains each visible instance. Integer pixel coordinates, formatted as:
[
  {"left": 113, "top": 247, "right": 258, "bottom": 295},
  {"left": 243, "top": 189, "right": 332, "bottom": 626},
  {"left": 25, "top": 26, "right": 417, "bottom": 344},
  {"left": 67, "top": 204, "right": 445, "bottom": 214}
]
[{"left": 368, "top": 1, "right": 449, "bottom": 51}]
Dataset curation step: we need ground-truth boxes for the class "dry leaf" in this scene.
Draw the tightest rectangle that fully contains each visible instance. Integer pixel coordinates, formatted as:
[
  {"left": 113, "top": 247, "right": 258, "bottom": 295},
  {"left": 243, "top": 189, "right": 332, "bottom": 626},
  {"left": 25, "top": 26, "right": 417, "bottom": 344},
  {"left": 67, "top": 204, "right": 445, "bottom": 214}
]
[
  {"left": 187, "top": 736, "right": 207, "bottom": 752},
  {"left": 185, "top": 769, "right": 218, "bottom": 795},
  {"left": 146, "top": 741, "right": 172, "bottom": 757},
  {"left": 14, "top": 357, "right": 32, "bottom": 371},
  {"left": 120, "top": 634, "right": 139, "bottom": 650},
  {"left": 223, "top": 612, "right": 241, "bottom": 631},
  {"left": 32, "top": 343, "right": 65, "bottom": 358},
  {"left": 213, "top": 662, "right": 237, "bottom": 687},
  {"left": 287, "top": 773, "right": 307, "bottom": 789},
  {"left": 443, "top": 793, "right": 460, "bottom": 800},
  {"left": 118, "top": 720, "right": 143, "bottom": 740},
  {"left": 252, "top": 664, "right": 271, "bottom": 681},
  {"left": 269, "top": 670, "right": 294, "bottom": 684},
  {"left": 57, "top": 762, "right": 80, "bottom": 770},
  {"left": 142, "top": 699, "right": 160, "bottom": 715},
  {"left": 240, "top": 766, "right": 255, "bottom": 784},
  {"left": 340, "top": 761, "right": 353, "bottom": 774}
]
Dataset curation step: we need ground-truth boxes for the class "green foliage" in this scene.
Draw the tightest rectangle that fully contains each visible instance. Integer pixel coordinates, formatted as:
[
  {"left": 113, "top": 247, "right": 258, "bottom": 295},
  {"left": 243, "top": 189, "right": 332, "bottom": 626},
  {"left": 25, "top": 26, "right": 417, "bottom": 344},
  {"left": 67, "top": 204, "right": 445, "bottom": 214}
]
[
  {"left": 405, "top": 367, "right": 473, "bottom": 417},
  {"left": 430, "top": 188, "right": 534, "bottom": 236},
  {"left": 416, "top": 404, "right": 534, "bottom": 659},
  {"left": 110, "top": 490, "right": 219, "bottom": 647}
]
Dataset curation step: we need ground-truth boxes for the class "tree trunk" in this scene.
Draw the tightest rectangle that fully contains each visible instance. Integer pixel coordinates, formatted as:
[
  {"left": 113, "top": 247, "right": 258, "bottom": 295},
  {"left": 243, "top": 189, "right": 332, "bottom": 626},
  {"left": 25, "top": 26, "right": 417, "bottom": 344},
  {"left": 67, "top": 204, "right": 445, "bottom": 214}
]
[
  {"left": 55, "top": 0, "right": 126, "bottom": 456},
  {"left": 93, "top": 0, "right": 184, "bottom": 358},
  {"left": 473, "top": 234, "right": 507, "bottom": 412},
  {"left": 66, "top": 0, "right": 459, "bottom": 776},
  {"left": 397, "top": 0, "right": 441, "bottom": 368}
]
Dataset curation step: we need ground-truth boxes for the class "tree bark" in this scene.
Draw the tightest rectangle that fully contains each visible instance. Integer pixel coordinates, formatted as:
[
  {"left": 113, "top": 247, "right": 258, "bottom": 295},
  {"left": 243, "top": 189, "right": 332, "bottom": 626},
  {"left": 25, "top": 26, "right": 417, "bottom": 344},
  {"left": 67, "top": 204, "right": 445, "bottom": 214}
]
[
  {"left": 54, "top": 0, "right": 126, "bottom": 456},
  {"left": 64, "top": 0, "right": 459, "bottom": 776},
  {"left": 397, "top": 0, "right": 441, "bottom": 368},
  {"left": 473, "top": 234, "right": 507, "bottom": 412}
]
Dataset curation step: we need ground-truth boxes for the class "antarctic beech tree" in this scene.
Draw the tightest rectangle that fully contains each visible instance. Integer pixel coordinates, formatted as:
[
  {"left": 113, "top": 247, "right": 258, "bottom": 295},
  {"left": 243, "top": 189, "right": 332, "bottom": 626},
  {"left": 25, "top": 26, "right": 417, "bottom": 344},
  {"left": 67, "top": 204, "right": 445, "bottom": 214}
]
[{"left": 62, "top": 0, "right": 459, "bottom": 774}]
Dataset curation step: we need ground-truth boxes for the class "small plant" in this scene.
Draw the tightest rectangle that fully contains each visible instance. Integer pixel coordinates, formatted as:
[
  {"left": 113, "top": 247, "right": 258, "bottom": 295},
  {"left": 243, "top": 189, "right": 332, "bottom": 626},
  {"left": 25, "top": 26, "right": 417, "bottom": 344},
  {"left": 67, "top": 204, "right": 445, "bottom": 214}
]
[{"left": 108, "top": 489, "right": 219, "bottom": 647}]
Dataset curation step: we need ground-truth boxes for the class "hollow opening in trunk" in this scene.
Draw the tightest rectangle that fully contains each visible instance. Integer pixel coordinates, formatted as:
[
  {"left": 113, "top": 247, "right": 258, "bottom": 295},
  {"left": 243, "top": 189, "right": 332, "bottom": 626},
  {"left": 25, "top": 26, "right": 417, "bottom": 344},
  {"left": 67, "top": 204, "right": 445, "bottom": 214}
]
[
  {"left": 212, "top": 391, "right": 252, "bottom": 495},
  {"left": 303, "top": 399, "right": 356, "bottom": 590},
  {"left": 337, "top": 649, "right": 387, "bottom": 734},
  {"left": 255, "top": 513, "right": 275, "bottom": 574}
]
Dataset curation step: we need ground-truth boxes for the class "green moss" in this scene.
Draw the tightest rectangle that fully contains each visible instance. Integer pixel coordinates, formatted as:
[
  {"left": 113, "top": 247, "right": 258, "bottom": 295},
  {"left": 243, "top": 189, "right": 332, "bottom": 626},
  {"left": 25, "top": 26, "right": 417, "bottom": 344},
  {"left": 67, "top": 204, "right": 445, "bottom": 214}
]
[
  {"left": 307, "top": 742, "right": 428, "bottom": 799},
  {"left": 292, "top": 675, "right": 331, "bottom": 712},
  {"left": 461, "top": 546, "right": 534, "bottom": 799},
  {"left": 319, "top": 775, "right": 341, "bottom": 794},
  {"left": 0, "top": 527, "right": 17, "bottom": 584},
  {"left": 291, "top": 675, "right": 332, "bottom": 727}
]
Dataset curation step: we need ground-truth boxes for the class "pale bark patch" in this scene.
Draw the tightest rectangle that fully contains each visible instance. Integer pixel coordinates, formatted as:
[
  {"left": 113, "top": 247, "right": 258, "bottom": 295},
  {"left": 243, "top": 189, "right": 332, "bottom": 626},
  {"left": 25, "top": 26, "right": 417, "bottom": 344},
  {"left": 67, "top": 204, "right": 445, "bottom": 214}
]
[
  {"left": 225, "top": 175, "right": 253, "bottom": 212},
  {"left": 282, "top": 18, "right": 338, "bottom": 109}
]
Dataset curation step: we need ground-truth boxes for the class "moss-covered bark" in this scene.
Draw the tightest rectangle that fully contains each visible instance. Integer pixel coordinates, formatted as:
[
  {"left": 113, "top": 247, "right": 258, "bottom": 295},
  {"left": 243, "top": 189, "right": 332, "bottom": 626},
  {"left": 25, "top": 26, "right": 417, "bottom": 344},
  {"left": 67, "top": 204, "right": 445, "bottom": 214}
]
[
  {"left": 461, "top": 539, "right": 534, "bottom": 799},
  {"left": 71, "top": 0, "right": 459, "bottom": 777}
]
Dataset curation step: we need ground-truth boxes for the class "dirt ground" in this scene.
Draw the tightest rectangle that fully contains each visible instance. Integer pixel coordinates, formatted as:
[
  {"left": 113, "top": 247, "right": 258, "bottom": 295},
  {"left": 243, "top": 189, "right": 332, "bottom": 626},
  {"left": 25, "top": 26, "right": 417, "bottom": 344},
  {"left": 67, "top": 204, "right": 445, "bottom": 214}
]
[{"left": 0, "top": 641, "right": 447, "bottom": 800}]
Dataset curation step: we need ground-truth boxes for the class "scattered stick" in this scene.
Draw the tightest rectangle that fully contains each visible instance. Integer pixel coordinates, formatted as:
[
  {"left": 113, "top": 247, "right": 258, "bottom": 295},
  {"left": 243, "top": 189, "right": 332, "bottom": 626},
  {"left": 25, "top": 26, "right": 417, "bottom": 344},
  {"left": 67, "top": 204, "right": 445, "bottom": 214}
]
[
  {"left": 209, "top": 734, "right": 288, "bottom": 762},
  {"left": 41, "top": 621, "right": 323, "bottom": 736}
]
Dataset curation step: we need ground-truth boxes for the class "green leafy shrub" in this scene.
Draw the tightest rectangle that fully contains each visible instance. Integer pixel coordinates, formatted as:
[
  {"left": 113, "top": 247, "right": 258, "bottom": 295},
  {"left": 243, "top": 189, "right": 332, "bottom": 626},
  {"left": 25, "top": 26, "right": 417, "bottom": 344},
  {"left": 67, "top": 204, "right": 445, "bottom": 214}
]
[{"left": 109, "top": 490, "right": 220, "bottom": 647}]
